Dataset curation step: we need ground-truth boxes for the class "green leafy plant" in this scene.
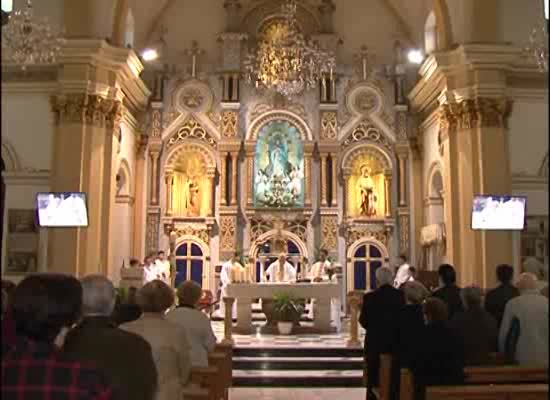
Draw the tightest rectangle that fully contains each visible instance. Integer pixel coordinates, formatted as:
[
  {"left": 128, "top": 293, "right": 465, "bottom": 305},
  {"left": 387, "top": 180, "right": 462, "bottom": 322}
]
[{"left": 273, "top": 292, "right": 305, "bottom": 322}]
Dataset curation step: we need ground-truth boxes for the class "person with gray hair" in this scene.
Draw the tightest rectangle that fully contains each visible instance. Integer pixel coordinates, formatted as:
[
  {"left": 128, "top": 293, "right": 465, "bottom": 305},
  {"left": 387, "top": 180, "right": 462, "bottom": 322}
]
[
  {"left": 63, "top": 275, "right": 158, "bottom": 400},
  {"left": 448, "top": 286, "right": 498, "bottom": 365},
  {"left": 166, "top": 280, "right": 217, "bottom": 367},
  {"left": 359, "top": 267, "right": 405, "bottom": 399},
  {"left": 498, "top": 273, "right": 549, "bottom": 367}
]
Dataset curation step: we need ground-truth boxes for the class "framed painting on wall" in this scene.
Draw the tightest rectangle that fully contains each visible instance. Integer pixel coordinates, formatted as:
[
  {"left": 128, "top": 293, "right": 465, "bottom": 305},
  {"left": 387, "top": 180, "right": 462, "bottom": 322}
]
[{"left": 5, "top": 209, "right": 39, "bottom": 275}]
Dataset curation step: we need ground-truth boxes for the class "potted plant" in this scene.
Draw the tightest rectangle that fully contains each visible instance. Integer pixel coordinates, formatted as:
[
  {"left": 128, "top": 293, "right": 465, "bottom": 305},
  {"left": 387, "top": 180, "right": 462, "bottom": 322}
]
[{"left": 273, "top": 292, "right": 305, "bottom": 335}]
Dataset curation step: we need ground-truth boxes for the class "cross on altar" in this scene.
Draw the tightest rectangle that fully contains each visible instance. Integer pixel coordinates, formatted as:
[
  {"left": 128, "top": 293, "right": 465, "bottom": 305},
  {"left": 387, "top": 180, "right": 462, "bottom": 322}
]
[{"left": 183, "top": 40, "right": 205, "bottom": 78}]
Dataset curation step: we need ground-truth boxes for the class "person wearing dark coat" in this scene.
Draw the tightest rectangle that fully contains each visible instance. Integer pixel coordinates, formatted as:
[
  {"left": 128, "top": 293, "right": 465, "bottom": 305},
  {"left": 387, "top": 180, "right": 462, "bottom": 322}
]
[
  {"left": 432, "top": 264, "right": 464, "bottom": 319},
  {"left": 485, "top": 264, "right": 520, "bottom": 328},
  {"left": 448, "top": 286, "right": 498, "bottom": 365},
  {"left": 63, "top": 275, "right": 157, "bottom": 400},
  {"left": 410, "top": 297, "right": 464, "bottom": 400},
  {"left": 112, "top": 286, "right": 142, "bottom": 325},
  {"left": 359, "top": 267, "right": 405, "bottom": 400}
]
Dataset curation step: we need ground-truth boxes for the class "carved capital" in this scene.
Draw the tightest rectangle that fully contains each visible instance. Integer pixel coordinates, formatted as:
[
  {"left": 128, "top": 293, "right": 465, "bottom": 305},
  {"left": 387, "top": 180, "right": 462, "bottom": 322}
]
[
  {"left": 151, "top": 108, "right": 162, "bottom": 138},
  {"left": 135, "top": 134, "right": 149, "bottom": 159},
  {"left": 50, "top": 94, "right": 123, "bottom": 129}
]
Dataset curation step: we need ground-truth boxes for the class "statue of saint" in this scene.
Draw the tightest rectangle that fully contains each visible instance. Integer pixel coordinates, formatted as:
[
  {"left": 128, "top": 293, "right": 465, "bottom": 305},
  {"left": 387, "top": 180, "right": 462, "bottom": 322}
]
[
  {"left": 358, "top": 165, "right": 377, "bottom": 217},
  {"left": 188, "top": 177, "right": 200, "bottom": 216}
]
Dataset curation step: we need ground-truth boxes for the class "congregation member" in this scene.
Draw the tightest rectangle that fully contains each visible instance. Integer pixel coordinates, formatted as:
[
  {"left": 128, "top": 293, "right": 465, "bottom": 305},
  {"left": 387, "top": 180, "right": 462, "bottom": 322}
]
[
  {"left": 396, "top": 281, "right": 428, "bottom": 368},
  {"left": 2, "top": 274, "right": 114, "bottom": 399},
  {"left": 448, "top": 286, "right": 498, "bottom": 365},
  {"left": 1, "top": 280, "right": 16, "bottom": 346},
  {"left": 112, "top": 286, "right": 142, "bottom": 325},
  {"left": 167, "top": 280, "right": 217, "bottom": 367},
  {"left": 121, "top": 280, "right": 191, "bottom": 400},
  {"left": 393, "top": 254, "right": 412, "bottom": 288},
  {"left": 432, "top": 264, "right": 464, "bottom": 319},
  {"left": 359, "top": 267, "right": 404, "bottom": 400},
  {"left": 410, "top": 298, "right": 464, "bottom": 400},
  {"left": 63, "top": 275, "right": 158, "bottom": 400},
  {"left": 219, "top": 251, "right": 245, "bottom": 318},
  {"left": 499, "top": 272, "right": 549, "bottom": 367},
  {"left": 484, "top": 264, "right": 520, "bottom": 328},
  {"left": 265, "top": 253, "right": 297, "bottom": 283}
]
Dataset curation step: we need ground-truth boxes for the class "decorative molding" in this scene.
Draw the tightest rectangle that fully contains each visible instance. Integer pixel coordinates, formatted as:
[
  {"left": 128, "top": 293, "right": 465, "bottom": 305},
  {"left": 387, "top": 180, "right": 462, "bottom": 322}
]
[
  {"left": 320, "top": 111, "right": 338, "bottom": 140},
  {"left": 164, "top": 141, "right": 218, "bottom": 174},
  {"left": 166, "top": 117, "right": 217, "bottom": 149},
  {"left": 346, "top": 223, "right": 391, "bottom": 247},
  {"left": 399, "top": 213, "right": 410, "bottom": 253},
  {"left": 170, "top": 223, "right": 211, "bottom": 244},
  {"left": 172, "top": 78, "right": 214, "bottom": 114},
  {"left": 145, "top": 208, "right": 161, "bottom": 256},
  {"left": 320, "top": 215, "right": 338, "bottom": 251},
  {"left": 340, "top": 142, "right": 393, "bottom": 175},
  {"left": 50, "top": 94, "right": 123, "bottom": 130},
  {"left": 221, "top": 111, "right": 238, "bottom": 138},
  {"left": 1, "top": 65, "right": 58, "bottom": 83},
  {"left": 342, "top": 120, "right": 393, "bottom": 152},
  {"left": 249, "top": 214, "right": 309, "bottom": 245},
  {"left": 220, "top": 215, "right": 237, "bottom": 251},
  {"left": 151, "top": 108, "right": 162, "bottom": 138},
  {"left": 248, "top": 110, "right": 312, "bottom": 141}
]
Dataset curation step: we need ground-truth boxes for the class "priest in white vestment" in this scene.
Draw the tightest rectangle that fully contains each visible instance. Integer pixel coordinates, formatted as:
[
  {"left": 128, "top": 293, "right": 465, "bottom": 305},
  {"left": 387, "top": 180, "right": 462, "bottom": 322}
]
[
  {"left": 308, "top": 250, "right": 341, "bottom": 331},
  {"left": 219, "top": 252, "right": 244, "bottom": 318},
  {"left": 155, "top": 251, "right": 171, "bottom": 285},
  {"left": 265, "top": 254, "right": 297, "bottom": 283},
  {"left": 143, "top": 256, "right": 158, "bottom": 284},
  {"left": 393, "top": 255, "right": 412, "bottom": 288}
]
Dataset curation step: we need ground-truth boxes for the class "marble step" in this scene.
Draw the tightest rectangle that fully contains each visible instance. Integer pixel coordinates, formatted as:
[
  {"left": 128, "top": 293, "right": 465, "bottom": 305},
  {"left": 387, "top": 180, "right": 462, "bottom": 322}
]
[
  {"left": 232, "top": 369, "right": 364, "bottom": 388},
  {"left": 234, "top": 356, "right": 363, "bottom": 370},
  {"left": 233, "top": 347, "right": 363, "bottom": 358}
]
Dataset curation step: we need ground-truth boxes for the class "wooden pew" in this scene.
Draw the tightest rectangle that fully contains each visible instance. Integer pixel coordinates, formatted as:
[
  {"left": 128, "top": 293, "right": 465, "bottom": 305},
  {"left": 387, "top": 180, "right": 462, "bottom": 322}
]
[
  {"left": 208, "top": 344, "right": 233, "bottom": 400},
  {"left": 426, "top": 384, "right": 548, "bottom": 400},
  {"left": 371, "top": 354, "right": 392, "bottom": 400},
  {"left": 400, "top": 366, "right": 549, "bottom": 400}
]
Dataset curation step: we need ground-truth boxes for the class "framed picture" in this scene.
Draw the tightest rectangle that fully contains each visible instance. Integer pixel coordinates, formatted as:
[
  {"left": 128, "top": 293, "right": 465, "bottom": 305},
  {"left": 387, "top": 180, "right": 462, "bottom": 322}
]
[{"left": 5, "top": 209, "right": 39, "bottom": 275}]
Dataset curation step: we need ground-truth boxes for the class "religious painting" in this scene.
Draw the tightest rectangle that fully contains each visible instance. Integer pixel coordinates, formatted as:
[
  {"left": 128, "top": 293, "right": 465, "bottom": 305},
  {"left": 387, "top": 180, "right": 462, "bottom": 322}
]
[
  {"left": 5, "top": 209, "right": 39, "bottom": 275},
  {"left": 347, "top": 156, "right": 386, "bottom": 218},
  {"left": 172, "top": 152, "right": 207, "bottom": 217},
  {"left": 254, "top": 120, "right": 304, "bottom": 208}
]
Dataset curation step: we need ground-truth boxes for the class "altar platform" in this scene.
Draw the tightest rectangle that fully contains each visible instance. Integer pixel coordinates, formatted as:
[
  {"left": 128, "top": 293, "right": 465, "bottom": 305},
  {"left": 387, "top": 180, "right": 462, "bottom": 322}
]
[{"left": 211, "top": 320, "right": 366, "bottom": 388}]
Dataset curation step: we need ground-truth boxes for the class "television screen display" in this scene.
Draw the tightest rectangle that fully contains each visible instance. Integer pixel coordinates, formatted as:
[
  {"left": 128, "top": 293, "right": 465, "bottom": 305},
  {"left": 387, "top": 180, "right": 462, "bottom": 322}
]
[
  {"left": 37, "top": 192, "right": 89, "bottom": 227},
  {"left": 471, "top": 195, "right": 526, "bottom": 230}
]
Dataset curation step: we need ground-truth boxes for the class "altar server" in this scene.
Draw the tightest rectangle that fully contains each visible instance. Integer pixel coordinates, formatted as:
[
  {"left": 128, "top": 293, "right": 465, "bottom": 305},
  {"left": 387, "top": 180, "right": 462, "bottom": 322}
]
[
  {"left": 155, "top": 251, "right": 171, "bottom": 285},
  {"left": 219, "top": 252, "right": 244, "bottom": 318},
  {"left": 309, "top": 249, "right": 333, "bottom": 282},
  {"left": 265, "top": 254, "right": 297, "bottom": 283},
  {"left": 308, "top": 250, "right": 341, "bottom": 331},
  {"left": 143, "top": 255, "right": 158, "bottom": 284},
  {"left": 393, "top": 254, "right": 412, "bottom": 288}
]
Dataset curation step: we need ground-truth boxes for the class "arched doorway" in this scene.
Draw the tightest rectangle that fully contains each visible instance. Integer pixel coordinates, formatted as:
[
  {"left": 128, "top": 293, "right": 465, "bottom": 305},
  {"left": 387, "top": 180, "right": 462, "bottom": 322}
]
[
  {"left": 348, "top": 240, "right": 389, "bottom": 291},
  {"left": 174, "top": 241, "right": 206, "bottom": 288}
]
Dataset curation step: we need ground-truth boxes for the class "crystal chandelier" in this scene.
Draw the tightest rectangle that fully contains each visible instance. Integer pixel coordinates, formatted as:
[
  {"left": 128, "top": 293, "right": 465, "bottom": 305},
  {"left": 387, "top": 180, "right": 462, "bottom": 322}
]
[
  {"left": 1, "top": 0, "right": 63, "bottom": 70},
  {"left": 243, "top": 0, "right": 336, "bottom": 98}
]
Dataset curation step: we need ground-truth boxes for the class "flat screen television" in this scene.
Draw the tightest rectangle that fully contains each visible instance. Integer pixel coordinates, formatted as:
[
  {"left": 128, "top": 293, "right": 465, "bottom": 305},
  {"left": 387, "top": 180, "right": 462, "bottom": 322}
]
[
  {"left": 471, "top": 195, "right": 526, "bottom": 231},
  {"left": 36, "top": 192, "right": 89, "bottom": 227}
]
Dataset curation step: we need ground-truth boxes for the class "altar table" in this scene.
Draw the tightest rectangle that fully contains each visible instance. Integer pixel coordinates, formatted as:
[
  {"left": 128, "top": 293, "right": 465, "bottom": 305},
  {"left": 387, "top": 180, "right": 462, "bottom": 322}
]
[{"left": 225, "top": 282, "right": 341, "bottom": 334}]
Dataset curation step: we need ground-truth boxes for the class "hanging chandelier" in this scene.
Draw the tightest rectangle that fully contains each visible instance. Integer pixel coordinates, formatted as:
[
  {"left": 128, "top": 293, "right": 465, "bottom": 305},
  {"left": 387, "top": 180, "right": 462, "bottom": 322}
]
[
  {"left": 1, "top": 0, "right": 64, "bottom": 70},
  {"left": 243, "top": 0, "right": 336, "bottom": 98}
]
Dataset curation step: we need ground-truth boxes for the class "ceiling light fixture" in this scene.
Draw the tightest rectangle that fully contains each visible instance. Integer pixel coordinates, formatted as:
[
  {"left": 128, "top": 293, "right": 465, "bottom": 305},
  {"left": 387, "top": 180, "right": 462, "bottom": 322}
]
[
  {"left": 407, "top": 49, "right": 423, "bottom": 65},
  {"left": 141, "top": 48, "right": 159, "bottom": 62}
]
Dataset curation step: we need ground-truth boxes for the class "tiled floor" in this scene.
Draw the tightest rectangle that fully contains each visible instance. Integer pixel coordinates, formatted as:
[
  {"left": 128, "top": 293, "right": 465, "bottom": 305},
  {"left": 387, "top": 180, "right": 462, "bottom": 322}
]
[{"left": 229, "top": 388, "right": 366, "bottom": 400}]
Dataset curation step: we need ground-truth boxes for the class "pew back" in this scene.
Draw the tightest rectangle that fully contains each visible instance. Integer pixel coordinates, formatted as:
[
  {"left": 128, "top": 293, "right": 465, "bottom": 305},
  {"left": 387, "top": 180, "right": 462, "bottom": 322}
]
[{"left": 426, "top": 384, "right": 548, "bottom": 400}]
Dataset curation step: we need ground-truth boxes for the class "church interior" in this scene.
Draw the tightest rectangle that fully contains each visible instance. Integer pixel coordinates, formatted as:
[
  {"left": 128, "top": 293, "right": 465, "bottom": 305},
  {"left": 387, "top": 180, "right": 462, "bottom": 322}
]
[{"left": 1, "top": 0, "right": 548, "bottom": 399}]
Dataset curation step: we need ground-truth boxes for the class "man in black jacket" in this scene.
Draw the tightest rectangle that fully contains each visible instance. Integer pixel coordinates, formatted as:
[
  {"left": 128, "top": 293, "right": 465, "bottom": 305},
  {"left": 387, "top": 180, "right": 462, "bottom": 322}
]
[
  {"left": 432, "top": 264, "right": 464, "bottom": 319},
  {"left": 485, "top": 264, "right": 520, "bottom": 328},
  {"left": 63, "top": 275, "right": 157, "bottom": 400},
  {"left": 359, "top": 266, "right": 405, "bottom": 399}
]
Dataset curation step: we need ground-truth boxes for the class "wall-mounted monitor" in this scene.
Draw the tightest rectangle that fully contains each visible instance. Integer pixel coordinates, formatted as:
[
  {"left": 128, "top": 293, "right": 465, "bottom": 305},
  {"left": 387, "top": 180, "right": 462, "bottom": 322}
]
[
  {"left": 471, "top": 195, "right": 526, "bottom": 231},
  {"left": 37, "top": 192, "right": 89, "bottom": 227}
]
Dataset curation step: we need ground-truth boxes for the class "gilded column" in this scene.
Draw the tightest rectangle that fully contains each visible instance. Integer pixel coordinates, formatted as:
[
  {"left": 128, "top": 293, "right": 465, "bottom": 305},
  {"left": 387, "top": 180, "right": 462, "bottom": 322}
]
[
  {"left": 305, "top": 155, "right": 312, "bottom": 207},
  {"left": 398, "top": 154, "right": 407, "bottom": 206},
  {"left": 205, "top": 170, "right": 216, "bottom": 216},
  {"left": 231, "top": 153, "right": 238, "bottom": 206},
  {"left": 331, "top": 156, "right": 338, "bottom": 207},
  {"left": 320, "top": 79, "right": 328, "bottom": 103},
  {"left": 165, "top": 170, "right": 174, "bottom": 216},
  {"left": 330, "top": 77, "right": 336, "bottom": 103},
  {"left": 150, "top": 152, "right": 160, "bottom": 205},
  {"left": 247, "top": 155, "right": 254, "bottom": 206},
  {"left": 384, "top": 172, "right": 392, "bottom": 218},
  {"left": 320, "top": 154, "right": 328, "bottom": 206},
  {"left": 220, "top": 152, "right": 228, "bottom": 206}
]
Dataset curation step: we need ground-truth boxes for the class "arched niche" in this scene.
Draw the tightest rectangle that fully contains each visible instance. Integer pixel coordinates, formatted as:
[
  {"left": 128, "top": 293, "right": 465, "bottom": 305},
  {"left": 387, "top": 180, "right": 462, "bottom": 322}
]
[
  {"left": 341, "top": 144, "right": 393, "bottom": 219},
  {"left": 164, "top": 142, "right": 217, "bottom": 218},
  {"left": 423, "top": 161, "right": 446, "bottom": 270},
  {"left": 1, "top": 141, "right": 21, "bottom": 172},
  {"left": 115, "top": 158, "right": 132, "bottom": 198},
  {"left": 247, "top": 111, "right": 312, "bottom": 141},
  {"left": 432, "top": 0, "right": 453, "bottom": 50},
  {"left": 346, "top": 238, "right": 389, "bottom": 292},
  {"left": 425, "top": 162, "right": 444, "bottom": 225}
]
